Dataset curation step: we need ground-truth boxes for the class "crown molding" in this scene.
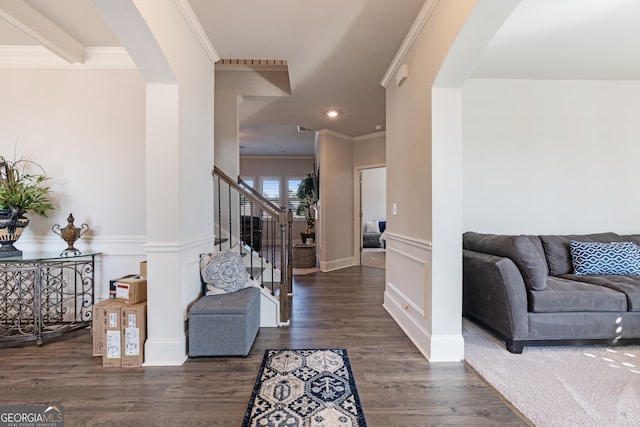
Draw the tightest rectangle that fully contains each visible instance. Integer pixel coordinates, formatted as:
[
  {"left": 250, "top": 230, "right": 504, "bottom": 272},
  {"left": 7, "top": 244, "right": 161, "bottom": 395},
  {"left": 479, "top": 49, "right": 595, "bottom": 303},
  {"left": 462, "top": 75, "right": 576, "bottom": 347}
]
[
  {"left": 240, "top": 155, "right": 315, "bottom": 160},
  {"left": 0, "top": 0, "right": 84, "bottom": 64},
  {"left": 316, "top": 129, "right": 386, "bottom": 142},
  {"left": 353, "top": 131, "right": 386, "bottom": 142},
  {"left": 0, "top": 46, "right": 135, "bottom": 69},
  {"left": 381, "top": 0, "right": 440, "bottom": 88},
  {"left": 317, "top": 128, "right": 353, "bottom": 141},
  {"left": 173, "top": 0, "right": 220, "bottom": 64}
]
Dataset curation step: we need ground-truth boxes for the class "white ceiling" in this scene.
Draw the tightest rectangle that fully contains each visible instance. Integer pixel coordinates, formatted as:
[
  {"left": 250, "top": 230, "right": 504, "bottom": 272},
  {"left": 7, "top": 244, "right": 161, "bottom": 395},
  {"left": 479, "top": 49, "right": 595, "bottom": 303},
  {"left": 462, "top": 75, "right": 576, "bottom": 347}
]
[
  {"left": 188, "top": 0, "right": 425, "bottom": 156},
  {"left": 2, "top": 0, "right": 640, "bottom": 156}
]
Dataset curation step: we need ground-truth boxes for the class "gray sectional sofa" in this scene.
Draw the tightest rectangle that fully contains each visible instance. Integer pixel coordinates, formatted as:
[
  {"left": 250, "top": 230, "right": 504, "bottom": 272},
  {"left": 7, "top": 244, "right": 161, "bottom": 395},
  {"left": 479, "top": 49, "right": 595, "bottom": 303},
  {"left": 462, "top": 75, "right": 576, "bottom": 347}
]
[{"left": 463, "top": 231, "right": 640, "bottom": 353}]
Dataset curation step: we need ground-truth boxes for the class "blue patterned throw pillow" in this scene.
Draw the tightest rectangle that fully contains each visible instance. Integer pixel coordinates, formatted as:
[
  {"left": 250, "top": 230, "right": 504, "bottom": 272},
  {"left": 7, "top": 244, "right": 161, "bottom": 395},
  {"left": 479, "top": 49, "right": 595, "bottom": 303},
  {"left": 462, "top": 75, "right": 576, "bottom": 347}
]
[
  {"left": 201, "top": 250, "right": 249, "bottom": 295},
  {"left": 569, "top": 241, "right": 640, "bottom": 275}
]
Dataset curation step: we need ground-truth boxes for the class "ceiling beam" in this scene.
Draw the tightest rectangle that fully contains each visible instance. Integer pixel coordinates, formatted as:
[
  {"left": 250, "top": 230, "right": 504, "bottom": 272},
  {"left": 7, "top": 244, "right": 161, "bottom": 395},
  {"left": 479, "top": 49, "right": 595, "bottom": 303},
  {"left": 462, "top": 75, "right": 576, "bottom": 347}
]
[
  {"left": 0, "top": 0, "right": 84, "bottom": 64},
  {"left": 90, "top": 0, "right": 175, "bottom": 84}
]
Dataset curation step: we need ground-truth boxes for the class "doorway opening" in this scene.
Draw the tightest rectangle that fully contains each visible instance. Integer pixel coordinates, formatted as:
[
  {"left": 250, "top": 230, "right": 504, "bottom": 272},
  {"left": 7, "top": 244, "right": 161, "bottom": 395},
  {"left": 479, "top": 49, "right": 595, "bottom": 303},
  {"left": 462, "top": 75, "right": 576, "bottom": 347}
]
[{"left": 359, "top": 167, "right": 386, "bottom": 269}]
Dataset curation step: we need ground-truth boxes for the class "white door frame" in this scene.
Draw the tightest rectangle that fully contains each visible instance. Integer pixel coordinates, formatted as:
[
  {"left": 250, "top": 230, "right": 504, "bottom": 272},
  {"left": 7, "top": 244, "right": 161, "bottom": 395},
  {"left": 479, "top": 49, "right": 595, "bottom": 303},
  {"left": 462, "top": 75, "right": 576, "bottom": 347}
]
[{"left": 353, "top": 163, "right": 386, "bottom": 266}]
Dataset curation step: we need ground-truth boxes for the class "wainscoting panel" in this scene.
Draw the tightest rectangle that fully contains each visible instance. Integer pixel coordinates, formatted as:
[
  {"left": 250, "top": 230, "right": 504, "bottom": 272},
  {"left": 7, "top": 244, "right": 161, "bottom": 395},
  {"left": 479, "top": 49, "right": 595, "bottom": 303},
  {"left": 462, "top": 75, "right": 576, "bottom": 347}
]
[
  {"left": 383, "top": 232, "right": 433, "bottom": 359},
  {"left": 144, "top": 237, "right": 213, "bottom": 366},
  {"left": 183, "top": 256, "right": 203, "bottom": 322}
]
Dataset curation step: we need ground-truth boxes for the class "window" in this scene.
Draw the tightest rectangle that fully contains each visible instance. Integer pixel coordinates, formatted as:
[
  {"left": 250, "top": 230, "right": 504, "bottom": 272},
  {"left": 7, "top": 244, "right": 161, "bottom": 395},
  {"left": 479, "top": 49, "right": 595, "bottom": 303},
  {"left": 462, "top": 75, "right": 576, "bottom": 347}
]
[
  {"left": 248, "top": 177, "right": 307, "bottom": 217},
  {"left": 287, "top": 178, "right": 303, "bottom": 216},
  {"left": 240, "top": 178, "right": 254, "bottom": 216},
  {"left": 261, "top": 179, "right": 280, "bottom": 206}
]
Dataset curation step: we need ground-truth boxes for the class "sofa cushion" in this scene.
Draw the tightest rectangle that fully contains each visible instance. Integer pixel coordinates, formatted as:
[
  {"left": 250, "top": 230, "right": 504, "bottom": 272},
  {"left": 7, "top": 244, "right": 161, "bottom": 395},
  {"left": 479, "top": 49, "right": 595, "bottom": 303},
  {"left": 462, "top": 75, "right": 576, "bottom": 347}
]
[
  {"left": 200, "top": 250, "right": 249, "bottom": 295},
  {"left": 559, "top": 273, "right": 640, "bottom": 311},
  {"left": 539, "top": 233, "right": 623, "bottom": 276},
  {"left": 365, "top": 221, "right": 380, "bottom": 233},
  {"left": 528, "top": 276, "right": 627, "bottom": 313},
  {"left": 463, "top": 232, "right": 548, "bottom": 290},
  {"left": 363, "top": 232, "right": 382, "bottom": 248},
  {"left": 569, "top": 240, "right": 640, "bottom": 275},
  {"left": 619, "top": 234, "right": 640, "bottom": 246}
]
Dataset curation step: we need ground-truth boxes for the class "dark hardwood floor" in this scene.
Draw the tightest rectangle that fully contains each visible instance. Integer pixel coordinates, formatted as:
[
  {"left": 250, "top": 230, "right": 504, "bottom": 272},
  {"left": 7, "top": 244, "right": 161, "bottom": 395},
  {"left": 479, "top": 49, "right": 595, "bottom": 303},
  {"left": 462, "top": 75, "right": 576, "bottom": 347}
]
[{"left": 0, "top": 266, "right": 525, "bottom": 426}]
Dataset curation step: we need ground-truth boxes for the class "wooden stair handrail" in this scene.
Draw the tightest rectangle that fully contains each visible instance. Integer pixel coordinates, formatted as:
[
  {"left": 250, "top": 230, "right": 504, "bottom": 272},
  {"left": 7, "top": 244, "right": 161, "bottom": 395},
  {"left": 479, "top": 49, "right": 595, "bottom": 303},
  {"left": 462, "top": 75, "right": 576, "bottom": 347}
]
[{"left": 213, "top": 166, "right": 280, "bottom": 219}]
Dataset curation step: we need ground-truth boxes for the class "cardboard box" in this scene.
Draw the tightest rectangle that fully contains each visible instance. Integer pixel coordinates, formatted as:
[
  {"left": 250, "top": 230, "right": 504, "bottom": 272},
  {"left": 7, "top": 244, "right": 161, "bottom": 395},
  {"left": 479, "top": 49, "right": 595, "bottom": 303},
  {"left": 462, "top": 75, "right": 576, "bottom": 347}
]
[
  {"left": 92, "top": 299, "right": 125, "bottom": 356},
  {"left": 121, "top": 302, "right": 147, "bottom": 367},
  {"left": 139, "top": 261, "right": 147, "bottom": 278},
  {"left": 102, "top": 302, "right": 126, "bottom": 367},
  {"left": 109, "top": 274, "right": 139, "bottom": 299},
  {"left": 115, "top": 277, "right": 147, "bottom": 304}
]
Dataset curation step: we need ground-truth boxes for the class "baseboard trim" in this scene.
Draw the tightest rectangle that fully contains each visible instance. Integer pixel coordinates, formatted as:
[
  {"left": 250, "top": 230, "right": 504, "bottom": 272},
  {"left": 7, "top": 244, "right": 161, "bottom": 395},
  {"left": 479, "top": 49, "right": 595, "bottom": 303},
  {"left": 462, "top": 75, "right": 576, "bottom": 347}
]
[
  {"left": 429, "top": 333, "right": 465, "bottom": 362},
  {"left": 384, "top": 287, "right": 464, "bottom": 362},
  {"left": 383, "top": 286, "right": 430, "bottom": 360},
  {"left": 320, "top": 256, "right": 354, "bottom": 272},
  {"left": 143, "top": 337, "right": 188, "bottom": 366}
]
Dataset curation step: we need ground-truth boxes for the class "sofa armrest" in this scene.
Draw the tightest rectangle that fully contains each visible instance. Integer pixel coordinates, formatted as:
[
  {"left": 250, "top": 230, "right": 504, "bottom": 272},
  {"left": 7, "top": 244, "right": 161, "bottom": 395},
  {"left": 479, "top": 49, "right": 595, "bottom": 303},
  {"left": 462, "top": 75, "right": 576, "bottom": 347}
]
[{"left": 463, "top": 249, "right": 530, "bottom": 342}]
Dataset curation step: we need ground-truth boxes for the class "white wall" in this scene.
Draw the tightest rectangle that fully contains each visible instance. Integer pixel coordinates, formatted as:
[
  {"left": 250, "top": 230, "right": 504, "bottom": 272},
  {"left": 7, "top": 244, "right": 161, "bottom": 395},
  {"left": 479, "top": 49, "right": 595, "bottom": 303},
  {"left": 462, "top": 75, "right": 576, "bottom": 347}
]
[
  {"left": 240, "top": 156, "right": 314, "bottom": 178},
  {"left": 463, "top": 79, "right": 640, "bottom": 235},
  {"left": 114, "top": 0, "right": 215, "bottom": 366},
  {"left": 0, "top": 67, "right": 147, "bottom": 299},
  {"left": 317, "top": 130, "right": 354, "bottom": 271},
  {"left": 383, "top": 0, "right": 477, "bottom": 361},
  {"left": 214, "top": 66, "right": 292, "bottom": 244},
  {"left": 353, "top": 132, "right": 385, "bottom": 167},
  {"left": 361, "top": 167, "right": 386, "bottom": 227}
]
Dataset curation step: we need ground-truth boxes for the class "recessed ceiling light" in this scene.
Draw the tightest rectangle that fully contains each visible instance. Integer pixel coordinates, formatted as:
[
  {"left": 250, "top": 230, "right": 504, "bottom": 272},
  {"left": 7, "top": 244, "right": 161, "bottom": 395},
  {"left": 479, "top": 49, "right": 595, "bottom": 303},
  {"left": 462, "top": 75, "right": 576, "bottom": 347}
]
[{"left": 324, "top": 109, "right": 341, "bottom": 118}]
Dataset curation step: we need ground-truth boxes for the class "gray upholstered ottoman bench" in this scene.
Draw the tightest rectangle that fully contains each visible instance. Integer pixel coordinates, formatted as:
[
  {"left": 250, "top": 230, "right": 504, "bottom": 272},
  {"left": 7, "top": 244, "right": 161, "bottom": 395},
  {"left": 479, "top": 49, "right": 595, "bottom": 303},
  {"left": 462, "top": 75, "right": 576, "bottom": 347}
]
[{"left": 188, "top": 286, "right": 260, "bottom": 357}]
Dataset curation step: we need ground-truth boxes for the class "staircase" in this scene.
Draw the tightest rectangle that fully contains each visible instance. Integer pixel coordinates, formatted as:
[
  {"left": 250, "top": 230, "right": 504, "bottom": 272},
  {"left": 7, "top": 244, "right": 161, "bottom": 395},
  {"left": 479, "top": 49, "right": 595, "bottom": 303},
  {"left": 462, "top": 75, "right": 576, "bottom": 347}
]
[{"left": 212, "top": 166, "right": 293, "bottom": 326}]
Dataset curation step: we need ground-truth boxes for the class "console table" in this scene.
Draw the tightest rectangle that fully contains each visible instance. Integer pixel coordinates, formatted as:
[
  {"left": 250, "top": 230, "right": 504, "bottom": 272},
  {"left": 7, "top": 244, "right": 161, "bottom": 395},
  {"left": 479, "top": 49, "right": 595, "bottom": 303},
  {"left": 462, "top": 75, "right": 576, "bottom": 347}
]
[{"left": 0, "top": 252, "right": 100, "bottom": 346}]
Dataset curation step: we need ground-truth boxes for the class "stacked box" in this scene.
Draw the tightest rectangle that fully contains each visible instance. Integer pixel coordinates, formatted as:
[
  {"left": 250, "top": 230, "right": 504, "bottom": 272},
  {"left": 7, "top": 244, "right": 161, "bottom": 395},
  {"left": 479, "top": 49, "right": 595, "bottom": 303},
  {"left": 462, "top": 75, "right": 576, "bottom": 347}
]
[
  {"left": 121, "top": 302, "right": 147, "bottom": 367},
  {"left": 139, "top": 261, "right": 147, "bottom": 278},
  {"left": 109, "top": 274, "right": 139, "bottom": 299},
  {"left": 103, "top": 302, "right": 125, "bottom": 367},
  {"left": 115, "top": 277, "right": 147, "bottom": 304},
  {"left": 92, "top": 299, "right": 125, "bottom": 356},
  {"left": 96, "top": 271, "right": 148, "bottom": 365}
]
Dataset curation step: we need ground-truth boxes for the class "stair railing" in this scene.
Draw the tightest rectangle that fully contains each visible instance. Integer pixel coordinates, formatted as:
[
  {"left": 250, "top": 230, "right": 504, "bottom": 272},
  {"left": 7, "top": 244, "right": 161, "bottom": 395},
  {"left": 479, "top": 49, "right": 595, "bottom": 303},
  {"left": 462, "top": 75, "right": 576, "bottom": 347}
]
[{"left": 213, "top": 166, "right": 292, "bottom": 323}]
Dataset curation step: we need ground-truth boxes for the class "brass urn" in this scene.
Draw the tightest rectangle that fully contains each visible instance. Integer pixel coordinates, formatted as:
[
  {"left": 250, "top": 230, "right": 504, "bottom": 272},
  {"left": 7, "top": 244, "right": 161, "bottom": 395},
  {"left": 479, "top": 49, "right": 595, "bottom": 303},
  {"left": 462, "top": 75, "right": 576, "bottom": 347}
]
[{"left": 52, "top": 213, "right": 89, "bottom": 257}]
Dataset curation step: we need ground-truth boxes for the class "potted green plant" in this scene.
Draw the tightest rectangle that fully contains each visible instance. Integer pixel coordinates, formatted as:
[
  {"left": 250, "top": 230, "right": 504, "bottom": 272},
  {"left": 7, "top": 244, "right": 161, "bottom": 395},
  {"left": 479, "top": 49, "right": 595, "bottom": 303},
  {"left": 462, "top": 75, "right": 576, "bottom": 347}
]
[
  {"left": 0, "top": 155, "right": 54, "bottom": 256},
  {"left": 296, "top": 172, "right": 318, "bottom": 240}
]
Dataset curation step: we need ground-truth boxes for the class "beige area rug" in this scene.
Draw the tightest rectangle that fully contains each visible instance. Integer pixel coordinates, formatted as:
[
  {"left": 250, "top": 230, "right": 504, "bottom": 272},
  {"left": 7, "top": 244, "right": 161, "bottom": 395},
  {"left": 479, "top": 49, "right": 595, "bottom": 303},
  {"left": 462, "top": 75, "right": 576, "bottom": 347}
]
[{"left": 464, "top": 319, "right": 640, "bottom": 426}]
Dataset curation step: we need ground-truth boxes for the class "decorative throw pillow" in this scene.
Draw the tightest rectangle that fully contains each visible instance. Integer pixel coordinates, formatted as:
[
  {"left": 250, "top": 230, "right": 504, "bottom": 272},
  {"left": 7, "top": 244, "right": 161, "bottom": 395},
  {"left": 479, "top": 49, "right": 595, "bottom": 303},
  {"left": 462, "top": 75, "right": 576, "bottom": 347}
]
[
  {"left": 569, "top": 241, "right": 640, "bottom": 275},
  {"left": 365, "top": 221, "right": 380, "bottom": 233},
  {"left": 200, "top": 250, "right": 249, "bottom": 295}
]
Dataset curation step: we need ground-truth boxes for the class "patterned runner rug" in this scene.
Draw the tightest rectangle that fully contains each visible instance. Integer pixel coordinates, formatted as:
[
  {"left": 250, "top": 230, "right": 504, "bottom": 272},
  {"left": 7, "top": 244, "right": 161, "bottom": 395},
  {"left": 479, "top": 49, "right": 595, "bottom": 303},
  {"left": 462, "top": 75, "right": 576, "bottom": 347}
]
[{"left": 242, "top": 349, "right": 367, "bottom": 426}]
